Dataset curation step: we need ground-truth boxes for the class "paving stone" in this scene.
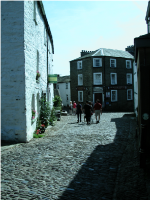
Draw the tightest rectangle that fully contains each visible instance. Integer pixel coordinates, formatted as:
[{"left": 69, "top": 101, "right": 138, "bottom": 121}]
[{"left": 1, "top": 113, "right": 149, "bottom": 200}]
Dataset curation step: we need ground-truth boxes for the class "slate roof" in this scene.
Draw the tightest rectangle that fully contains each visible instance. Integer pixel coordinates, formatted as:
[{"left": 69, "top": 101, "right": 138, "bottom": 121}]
[
  {"left": 57, "top": 75, "right": 70, "bottom": 83},
  {"left": 70, "top": 48, "right": 134, "bottom": 61}
]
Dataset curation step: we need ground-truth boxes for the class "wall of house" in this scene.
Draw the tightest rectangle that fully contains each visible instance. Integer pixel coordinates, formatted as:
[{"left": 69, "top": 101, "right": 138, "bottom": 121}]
[
  {"left": 1, "top": 1, "right": 27, "bottom": 142},
  {"left": 24, "top": 1, "right": 53, "bottom": 141},
  {"left": 104, "top": 57, "right": 134, "bottom": 111},
  {"left": 70, "top": 55, "right": 134, "bottom": 111},
  {"left": 57, "top": 82, "right": 70, "bottom": 106}
]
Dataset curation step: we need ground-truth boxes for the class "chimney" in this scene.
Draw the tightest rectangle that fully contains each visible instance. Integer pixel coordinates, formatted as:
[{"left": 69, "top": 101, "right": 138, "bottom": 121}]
[{"left": 80, "top": 50, "right": 93, "bottom": 57}]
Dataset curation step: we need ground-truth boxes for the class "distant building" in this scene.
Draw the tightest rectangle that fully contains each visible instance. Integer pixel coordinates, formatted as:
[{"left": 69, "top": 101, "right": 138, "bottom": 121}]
[
  {"left": 1, "top": 1, "right": 54, "bottom": 142},
  {"left": 70, "top": 48, "right": 134, "bottom": 112},
  {"left": 125, "top": 45, "right": 135, "bottom": 56},
  {"left": 56, "top": 75, "right": 71, "bottom": 107}
]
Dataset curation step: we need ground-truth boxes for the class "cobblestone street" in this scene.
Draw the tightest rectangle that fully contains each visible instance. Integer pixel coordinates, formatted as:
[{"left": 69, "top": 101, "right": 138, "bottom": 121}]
[{"left": 1, "top": 113, "right": 150, "bottom": 200}]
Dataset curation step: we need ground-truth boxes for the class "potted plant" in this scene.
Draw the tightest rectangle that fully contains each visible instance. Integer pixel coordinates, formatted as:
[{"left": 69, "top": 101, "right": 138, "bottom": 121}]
[{"left": 36, "top": 71, "right": 40, "bottom": 80}]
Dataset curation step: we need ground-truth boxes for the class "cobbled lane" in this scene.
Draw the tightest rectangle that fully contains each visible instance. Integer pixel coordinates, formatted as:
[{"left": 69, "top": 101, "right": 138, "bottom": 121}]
[{"left": 1, "top": 113, "right": 149, "bottom": 200}]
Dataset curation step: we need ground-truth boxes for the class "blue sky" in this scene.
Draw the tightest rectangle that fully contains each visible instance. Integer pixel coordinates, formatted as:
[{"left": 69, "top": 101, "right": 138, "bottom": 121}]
[{"left": 43, "top": 1, "right": 148, "bottom": 76}]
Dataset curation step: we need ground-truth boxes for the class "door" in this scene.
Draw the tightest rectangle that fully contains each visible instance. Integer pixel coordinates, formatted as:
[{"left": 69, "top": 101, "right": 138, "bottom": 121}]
[{"left": 95, "top": 93, "right": 102, "bottom": 104}]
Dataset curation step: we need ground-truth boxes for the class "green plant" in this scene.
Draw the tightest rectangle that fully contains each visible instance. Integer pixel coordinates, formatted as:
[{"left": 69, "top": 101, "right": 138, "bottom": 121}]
[
  {"left": 33, "top": 133, "right": 45, "bottom": 138},
  {"left": 49, "top": 107, "right": 57, "bottom": 126},
  {"left": 39, "top": 95, "right": 51, "bottom": 128},
  {"left": 36, "top": 71, "right": 40, "bottom": 80},
  {"left": 53, "top": 95, "right": 62, "bottom": 108}
]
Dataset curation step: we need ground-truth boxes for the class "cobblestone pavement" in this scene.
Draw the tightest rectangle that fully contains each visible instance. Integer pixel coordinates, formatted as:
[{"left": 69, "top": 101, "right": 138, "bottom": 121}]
[{"left": 1, "top": 113, "right": 150, "bottom": 200}]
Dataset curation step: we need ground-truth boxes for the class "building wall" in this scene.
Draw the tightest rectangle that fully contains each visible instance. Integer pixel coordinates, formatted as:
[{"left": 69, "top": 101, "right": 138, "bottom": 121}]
[
  {"left": 1, "top": 1, "right": 54, "bottom": 142},
  {"left": 24, "top": 1, "right": 53, "bottom": 141},
  {"left": 104, "top": 57, "right": 134, "bottom": 111},
  {"left": 1, "top": 1, "right": 26, "bottom": 142},
  {"left": 57, "top": 82, "right": 70, "bottom": 107},
  {"left": 133, "top": 61, "right": 138, "bottom": 117},
  {"left": 70, "top": 56, "right": 134, "bottom": 111}
]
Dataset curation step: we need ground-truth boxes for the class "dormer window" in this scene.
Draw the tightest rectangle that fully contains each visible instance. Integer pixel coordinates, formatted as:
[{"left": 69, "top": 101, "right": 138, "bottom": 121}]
[
  {"left": 110, "top": 59, "right": 116, "bottom": 68},
  {"left": 77, "top": 61, "right": 82, "bottom": 69}
]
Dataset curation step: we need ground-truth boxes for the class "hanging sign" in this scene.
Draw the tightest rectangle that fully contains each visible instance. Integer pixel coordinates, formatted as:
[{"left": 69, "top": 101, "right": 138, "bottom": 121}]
[{"left": 48, "top": 74, "right": 57, "bottom": 83}]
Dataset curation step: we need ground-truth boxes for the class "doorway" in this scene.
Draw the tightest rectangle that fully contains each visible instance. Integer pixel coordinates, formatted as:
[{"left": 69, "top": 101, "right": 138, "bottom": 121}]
[{"left": 94, "top": 93, "right": 102, "bottom": 104}]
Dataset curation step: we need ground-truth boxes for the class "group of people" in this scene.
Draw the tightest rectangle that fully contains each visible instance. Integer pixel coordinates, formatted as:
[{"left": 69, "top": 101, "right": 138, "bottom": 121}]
[{"left": 69, "top": 99, "right": 102, "bottom": 124}]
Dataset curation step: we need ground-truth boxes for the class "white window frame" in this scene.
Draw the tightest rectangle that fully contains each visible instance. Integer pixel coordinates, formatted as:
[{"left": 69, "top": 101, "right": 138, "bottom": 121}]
[
  {"left": 78, "top": 91, "right": 83, "bottom": 102},
  {"left": 77, "top": 61, "right": 82, "bottom": 69},
  {"left": 126, "top": 60, "right": 132, "bottom": 69},
  {"left": 111, "top": 90, "right": 117, "bottom": 102},
  {"left": 110, "top": 73, "right": 117, "bottom": 85},
  {"left": 110, "top": 58, "right": 116, "bottom": 68},
  {"left": 93, "top": 73, "right": 102, "bottom": 85},
  {"left": 127, "top": 89, "right": 132, "bottom": 100},
  {"left": 78, "top": 74, "right": 83, "bottom": 86},
  {"left": 66, "top": 83, "right": 68, "bottom": 89},
  {"left": 93, "top": 58, "right": 102, "bottom": 67},
  {"left": 126, "top": 73, "right": 132, "bottom": 84}
]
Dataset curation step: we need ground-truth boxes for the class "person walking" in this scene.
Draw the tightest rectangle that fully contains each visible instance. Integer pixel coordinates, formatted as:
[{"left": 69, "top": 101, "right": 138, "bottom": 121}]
[
  {"left": 76, "top": 101, "right": 82, "bottom": 123},
  {"left": 89, "top": 101, "right": 94, "bottom": 124},
  {"left": 69, "top": 101, "right": 73, "bottom": 115},
  {"left": 93, "top": 99, "right": 102, "bottom": 124},
  {"left": 83, "top": 100, "right": 91, "bottom": 125},
  {"left": 73, "top": 101, "right": 76, "bottom": 115}
]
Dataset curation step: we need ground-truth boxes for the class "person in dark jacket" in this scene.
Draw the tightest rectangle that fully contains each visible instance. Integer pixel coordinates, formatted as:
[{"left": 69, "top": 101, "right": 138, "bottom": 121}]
[
  {"left": 83, "top": 100, "right": 91, "bottom": 125},
  {"left": 76, "top": 101, "right": 82, "bottom": 123}
]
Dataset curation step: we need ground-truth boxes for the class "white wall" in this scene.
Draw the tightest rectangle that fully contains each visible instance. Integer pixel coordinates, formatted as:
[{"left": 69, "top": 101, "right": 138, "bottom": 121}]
[
  {"left": 24, "top": 1, "right": 54, "bottom": 141},
  {"left": 57, "top": 82, "right": 70, "bottom": 106},
  {"left": 1, "top": 1, "right": 54, "bottom": 142},
  {"left": 1, "top": 1, "right": 26, "bottom": 142}
]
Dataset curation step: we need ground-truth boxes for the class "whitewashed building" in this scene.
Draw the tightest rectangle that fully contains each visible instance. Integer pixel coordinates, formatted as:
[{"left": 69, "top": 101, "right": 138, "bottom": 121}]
[
  {"left": 56, "top": 76, "right": 71, "bottom": 107},
  {"left": 1, "top": 1, "right": 54, "bottom": 142}
]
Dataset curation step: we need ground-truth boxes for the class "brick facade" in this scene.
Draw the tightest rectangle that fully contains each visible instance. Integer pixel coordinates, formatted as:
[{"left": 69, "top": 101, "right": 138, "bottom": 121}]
[{"left": 70, "top": 49, "right": 134, "bottom": 112}]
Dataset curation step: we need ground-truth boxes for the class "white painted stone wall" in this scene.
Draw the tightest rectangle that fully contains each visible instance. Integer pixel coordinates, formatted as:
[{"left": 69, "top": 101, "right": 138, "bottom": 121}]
[
  {"left": 1, "top": 1, "right": 54, "bottom": 142},
  {"left": 57, "top": 82, "right": 71, "bottom": 106},
  {"left": 1, "top": 1, "right": 26, "bottom": 142}
]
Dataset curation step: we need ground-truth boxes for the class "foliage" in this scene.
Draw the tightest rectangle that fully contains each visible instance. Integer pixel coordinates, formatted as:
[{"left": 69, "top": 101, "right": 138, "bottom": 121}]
[
  {"left": 39, "top": 95, "right": 51, "bottom": 128},
  {"left": 49, "top": 107, "right": 57, "bottom": 126},
  {"left": 53, "top": 95, "right": 62, "bottom": 108},
  {"left": 33, "top": 133, "right": 45, "bottom": 138},
  {"left": 36, "top": 71, "right": 40, "bottom": 80}
]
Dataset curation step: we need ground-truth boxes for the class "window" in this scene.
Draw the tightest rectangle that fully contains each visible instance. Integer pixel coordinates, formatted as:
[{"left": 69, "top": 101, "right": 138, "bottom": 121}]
[
  {"left": 78, "top": 91, "right": 83, "bottom": 102},
  {"left": 111, "top": 90, "right": 117, "bottom": 102},
  {"left": 110, "top": 58, "right": 116, "bottom": 68},
  {"left": 33, "top": 1, "right": 37, "bottom": 24},
  {"left": 78, "top": 74, "right": 83, "bottom": 85},
  {"left": 36, "top": 50, "right": 39, "bottom": 72},
  {"left": 126, "top": 73, "right": 132, "bottom": 84},
  {"left": 93, "top": 73, "right": 102, "bottom": 85},
  {"left": 77, "top": 61, "right": 82, "bottom": 69},
  {"left": 110, "top": 73, "right": 117, "bottom": 85},
  {"left": 126, "top": 60, "right": 132, "bottom": 69},
  {"left": 57, "top": 84, "right": 59, "bottom": 89},
  {"left": 93, "top": 58, "right": 102, "bottom": 67},
  {"left": 127, "top": 89, "right": 132, "bottom": 100},
  {"left": 66, "top": 83, "right": 68, "bottom": 89},
  {"left": 44, "top": 28, "right": 47, "bottom": 45},
  {"left": 66, "top": 94, "right": 68, "bottom": 101}
]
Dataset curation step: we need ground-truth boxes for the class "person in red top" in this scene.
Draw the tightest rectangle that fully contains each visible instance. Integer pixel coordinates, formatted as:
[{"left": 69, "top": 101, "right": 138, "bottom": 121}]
[
  {"left": 73, "top": 101, "right": 76, "bottom": 115},
  {"left": 94, "top": 99, "right": 102, "bottom": 124}
]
